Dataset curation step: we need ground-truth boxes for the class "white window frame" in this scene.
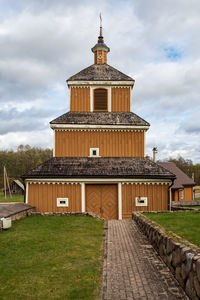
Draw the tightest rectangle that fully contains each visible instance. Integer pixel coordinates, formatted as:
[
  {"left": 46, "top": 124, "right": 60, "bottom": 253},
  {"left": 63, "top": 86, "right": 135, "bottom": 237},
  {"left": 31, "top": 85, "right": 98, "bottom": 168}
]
[
  {"left": 57, "top": 198, "right": 69, "bottom": 207},
  {"left": 90, "top": 86, "right": 111, "bottom": 112},
  {"left": 135, "top": 197, "right": 148, "bottom": 207},
  {"left": 89, "top": 148, "right": 100, "bottom": 157},
  {"left": 181, "top": 189, "right": 184, "bottom": 200}
]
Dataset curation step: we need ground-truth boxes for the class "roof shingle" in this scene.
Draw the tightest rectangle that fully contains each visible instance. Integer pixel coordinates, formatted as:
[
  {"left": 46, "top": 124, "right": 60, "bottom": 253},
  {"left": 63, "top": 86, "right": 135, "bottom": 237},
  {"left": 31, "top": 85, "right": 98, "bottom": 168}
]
[
  {"left": 50, "top": 112, "right": 150, "bottom": 127},
  {"left": 157, "top": 162, "right": 195, "bottom": 189},
  {"left": 23, "top": 157, "right": 175, "bottom": 179},
  {"left": 67, "top": 64, "right": 134, "bottom": 82}
]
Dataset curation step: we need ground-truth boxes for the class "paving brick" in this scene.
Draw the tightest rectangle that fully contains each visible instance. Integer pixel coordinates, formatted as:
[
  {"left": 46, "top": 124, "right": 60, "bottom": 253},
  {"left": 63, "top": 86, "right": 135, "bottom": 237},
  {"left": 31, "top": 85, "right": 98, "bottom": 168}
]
[{"left": 101, "top": 220, "right": 188, "bottom": 300}]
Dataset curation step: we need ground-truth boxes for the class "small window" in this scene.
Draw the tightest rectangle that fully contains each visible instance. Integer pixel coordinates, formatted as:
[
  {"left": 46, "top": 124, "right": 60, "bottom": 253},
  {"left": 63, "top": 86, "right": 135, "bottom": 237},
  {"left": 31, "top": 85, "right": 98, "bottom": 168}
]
[
  {"left": 57, "top": 198, "right": 69, "bottom": 207},
  {"left": 94, "top": 88, "right": 107, "bottom": 111},
  {"left": 135, "top": 197, "right": 148, "bottom": 207},
  {"left": 181, "top": 190, "right": 184, "bottom": 200},
  {"left": 90, "top": 148, "right": 100, "bottom": 157}
]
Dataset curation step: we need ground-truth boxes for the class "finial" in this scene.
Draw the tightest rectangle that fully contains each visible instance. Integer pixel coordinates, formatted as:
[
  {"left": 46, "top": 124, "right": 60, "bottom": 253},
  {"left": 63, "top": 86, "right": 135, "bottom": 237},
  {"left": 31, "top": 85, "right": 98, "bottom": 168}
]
[{"left": 98, "top": 13, "right": 104, "bottom": 43}]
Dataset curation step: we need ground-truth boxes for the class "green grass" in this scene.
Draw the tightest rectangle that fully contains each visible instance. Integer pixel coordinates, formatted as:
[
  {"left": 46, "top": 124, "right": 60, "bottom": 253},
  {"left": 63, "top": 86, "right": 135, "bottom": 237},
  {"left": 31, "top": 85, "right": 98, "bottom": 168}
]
[
  {"left": 0, "top": 216, "right": 104, "bottom": 300},
  {"left": 194, "top": 197, "right": 200, "bottom": 201},
  {"left": 0, "top": 191, "right": 24, "bottom": 202},
  {"left": 143, "top": 211, "right": 200, "bottom": 248}
]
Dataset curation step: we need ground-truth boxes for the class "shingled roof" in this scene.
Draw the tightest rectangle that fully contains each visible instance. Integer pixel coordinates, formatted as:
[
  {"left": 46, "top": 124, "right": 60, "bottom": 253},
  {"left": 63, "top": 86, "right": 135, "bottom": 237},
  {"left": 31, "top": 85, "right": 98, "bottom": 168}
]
[
  {"left": 23, "top": 157, "right": 175, "bottom": 180},
  {"left": 50, "top": 112, "right": 150, "bottom": 127},
  {"left": 67, "top": 64, "right": 134, "bottom": 82},
  {"left": 157, "top": 162, "right": 195, "bottom": 189}
]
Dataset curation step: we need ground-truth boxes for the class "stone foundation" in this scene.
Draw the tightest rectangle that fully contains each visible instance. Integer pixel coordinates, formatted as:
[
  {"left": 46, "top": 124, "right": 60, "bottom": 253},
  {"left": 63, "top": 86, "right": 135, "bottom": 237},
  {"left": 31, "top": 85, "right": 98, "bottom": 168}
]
[
  {"left": 132, "top": 212, "right": 200, "bottom": 299},
  {"left": 31, "top": 211, "right": 104, "bottom": 221},
  {"left": 173, "top": 200, "right": 200, "bottom": 206}
]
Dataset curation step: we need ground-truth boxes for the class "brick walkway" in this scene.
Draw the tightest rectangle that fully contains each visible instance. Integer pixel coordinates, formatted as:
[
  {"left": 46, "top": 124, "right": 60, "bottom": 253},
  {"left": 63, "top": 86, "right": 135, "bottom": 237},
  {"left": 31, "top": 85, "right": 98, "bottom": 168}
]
[{"left": 101, "top": 220, "right": 188, "bottom": 300}]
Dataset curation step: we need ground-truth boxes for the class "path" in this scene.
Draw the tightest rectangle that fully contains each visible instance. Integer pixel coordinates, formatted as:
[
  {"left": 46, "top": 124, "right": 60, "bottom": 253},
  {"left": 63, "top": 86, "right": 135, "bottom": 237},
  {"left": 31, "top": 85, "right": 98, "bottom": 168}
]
[{"left": 102, "top": 220, "right": 188, "bottom": 300}]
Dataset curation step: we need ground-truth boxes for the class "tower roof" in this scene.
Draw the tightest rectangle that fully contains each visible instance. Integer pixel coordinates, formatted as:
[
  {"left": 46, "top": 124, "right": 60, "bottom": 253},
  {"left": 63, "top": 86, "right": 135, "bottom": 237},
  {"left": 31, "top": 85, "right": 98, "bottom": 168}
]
[{"left": 67, "top": 64, "right": 134, "bottom": 82}]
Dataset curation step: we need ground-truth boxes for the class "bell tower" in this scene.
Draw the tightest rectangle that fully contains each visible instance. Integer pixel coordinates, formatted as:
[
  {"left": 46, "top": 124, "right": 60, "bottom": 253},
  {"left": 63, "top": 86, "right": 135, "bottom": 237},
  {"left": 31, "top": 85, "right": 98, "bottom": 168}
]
[{"left": 91, "top": 14, "right": 110, "bottom": 64}]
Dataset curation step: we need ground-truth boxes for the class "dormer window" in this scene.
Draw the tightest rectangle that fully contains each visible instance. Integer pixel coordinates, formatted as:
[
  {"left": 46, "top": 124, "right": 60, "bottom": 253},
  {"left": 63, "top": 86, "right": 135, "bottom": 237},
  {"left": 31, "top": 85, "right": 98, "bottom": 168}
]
[
  {"left": 94, "top": 88, "right": 107, "bottom": 111},
  {"left": 90, "top": 148, "right": 100, "bottom": 157}
]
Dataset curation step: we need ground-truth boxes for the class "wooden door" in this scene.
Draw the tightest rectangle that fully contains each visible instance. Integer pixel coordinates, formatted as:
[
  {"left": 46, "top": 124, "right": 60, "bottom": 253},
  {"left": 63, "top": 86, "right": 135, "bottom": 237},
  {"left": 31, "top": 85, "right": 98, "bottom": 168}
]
[{"left": 86, "top": 184, "right": 118, "bottom": 220}]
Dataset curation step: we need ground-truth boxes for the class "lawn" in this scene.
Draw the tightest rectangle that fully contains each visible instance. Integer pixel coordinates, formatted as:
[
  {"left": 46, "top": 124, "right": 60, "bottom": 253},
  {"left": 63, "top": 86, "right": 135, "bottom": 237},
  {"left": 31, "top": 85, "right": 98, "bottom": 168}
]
[
  {"left": 0, "top": 216, "right": 104, "bottom": 300},
  {"left": 0, "top": 191, "right": 24, "bottom": 202},
  {"left": 143, "top": 211, "right": 200, "bottom": 248}
]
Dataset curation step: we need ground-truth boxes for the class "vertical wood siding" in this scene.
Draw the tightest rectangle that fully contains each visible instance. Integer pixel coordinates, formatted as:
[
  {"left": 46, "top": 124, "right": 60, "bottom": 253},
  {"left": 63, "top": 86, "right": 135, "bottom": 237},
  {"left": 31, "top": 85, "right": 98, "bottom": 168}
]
[
  {"left": 184, "top": 187, "right": 193, "bottom": 201},
  {"left": 111, "top": 87, "right": 130, "bottom": 112},
  {"left": 173, "top": 187, "right": 193, "bottom": 201},
  {"left": 28, "top": 183, "right": 81, "bottom": 212},
  {"left": 55, "top": 130, "right": 144, "bottom": 157},
  {"left": 70, "top": 87, "right": 90, "bottom": 112},
  {"left": 122, "top": 183, "right": 169, "bottom": 219}
]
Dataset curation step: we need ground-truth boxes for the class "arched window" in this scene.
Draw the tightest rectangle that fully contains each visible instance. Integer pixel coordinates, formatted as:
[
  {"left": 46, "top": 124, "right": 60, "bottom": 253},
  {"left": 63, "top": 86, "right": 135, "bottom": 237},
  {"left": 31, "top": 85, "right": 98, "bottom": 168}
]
[{"left": 94, "top": 88, "right": 107, "bottom": 111}]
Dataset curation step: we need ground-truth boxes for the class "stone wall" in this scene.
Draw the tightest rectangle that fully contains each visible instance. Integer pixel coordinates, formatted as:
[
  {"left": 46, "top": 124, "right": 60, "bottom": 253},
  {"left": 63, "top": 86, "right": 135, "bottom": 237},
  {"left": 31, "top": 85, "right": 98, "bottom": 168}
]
[
  {"left": 0, "top": 207, "right": 35, "bottom": 231},
  {"left": 132, "top": 212, "right": 200, "bottom": 299}
]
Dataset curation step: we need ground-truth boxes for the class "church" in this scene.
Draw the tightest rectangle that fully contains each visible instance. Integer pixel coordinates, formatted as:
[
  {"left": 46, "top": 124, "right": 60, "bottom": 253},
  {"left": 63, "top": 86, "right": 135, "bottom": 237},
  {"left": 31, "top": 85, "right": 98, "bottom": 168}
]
[{"left": 23, "top": 24, "right": 175, "bottom": 219}]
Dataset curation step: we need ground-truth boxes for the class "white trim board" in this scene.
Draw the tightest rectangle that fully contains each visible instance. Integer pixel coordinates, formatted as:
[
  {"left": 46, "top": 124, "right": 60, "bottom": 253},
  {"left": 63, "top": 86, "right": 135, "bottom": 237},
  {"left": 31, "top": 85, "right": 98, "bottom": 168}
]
[
  {"left": 67, "top": 80, "right": 135, "bottom": 87},
  {"left": 81, "top": 183, "right": 85, "bottom": 212},
  {"left": 118, "top": 183, "right": 122, "bottom": 220},
  {"left": 25, "top": 182, "right": 29, "bottom": 204},
  {"left": 51, "top": 124, "right": 150, "bottom": 131},
  {"left": 25, "top": 178, "right": 172, "bottom": 184}
]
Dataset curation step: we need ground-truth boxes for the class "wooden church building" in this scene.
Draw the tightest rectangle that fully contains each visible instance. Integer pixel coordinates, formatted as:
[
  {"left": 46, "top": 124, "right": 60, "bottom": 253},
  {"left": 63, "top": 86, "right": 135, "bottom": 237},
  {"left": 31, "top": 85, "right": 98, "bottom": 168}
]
[{"left": 23, "top": 24, "right": 175, "bottom": 219}]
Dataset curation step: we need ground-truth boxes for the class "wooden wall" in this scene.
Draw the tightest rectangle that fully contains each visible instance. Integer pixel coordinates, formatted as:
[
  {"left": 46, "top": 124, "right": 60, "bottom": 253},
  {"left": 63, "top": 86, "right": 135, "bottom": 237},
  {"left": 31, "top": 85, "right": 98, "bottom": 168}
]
[
  {"left": 122, "top": 183, "right": 169, "bottom": 219},
  {"left": 70, "top": 87, "right": 90, "bottom": 112},
  {"left": 69, "top": 87, "right": 131, "bottom": 112},
  {"left": 55, "top": 130, "right": 144, "bottom": 157},
  {"left": 172, "top": 187, "right": 193, "bottom": 201},
  {"left": 111, "top": 88, "right": 130, "bottom": 112},
  {"left": 28, "top": 183, "right": 81, "bottom": 212}
]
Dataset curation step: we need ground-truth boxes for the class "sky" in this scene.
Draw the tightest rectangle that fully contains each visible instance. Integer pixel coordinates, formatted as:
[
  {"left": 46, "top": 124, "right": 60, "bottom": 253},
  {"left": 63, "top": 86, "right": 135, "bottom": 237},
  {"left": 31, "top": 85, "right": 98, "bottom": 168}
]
[{"left": 0, "top": 0, "right": 200, "bottom": 163}]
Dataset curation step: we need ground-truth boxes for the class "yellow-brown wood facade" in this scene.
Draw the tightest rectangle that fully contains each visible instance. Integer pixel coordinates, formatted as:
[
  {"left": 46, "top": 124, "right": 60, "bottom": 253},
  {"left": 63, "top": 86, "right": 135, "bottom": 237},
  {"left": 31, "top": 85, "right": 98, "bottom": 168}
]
[
  {"left": 55, "top": 130, "right": 144, "bottom": 157},
  {"left": 70, "top": 87, "right": 90, "bottom": 112},
  {"left": 122, "top": 183, "right": 169, "bottom": 219},
  {"left": 28, "top": 183, "right": 81, "bottom": 212},
  {"left": 69, "top": 86, "right": 131, "bottom": 112},
  {"left": 172, "top": 187, "right": 193, "bottom": 201},
  {"left": 111, "top": 88, "right": 130, "bottom": 112}
]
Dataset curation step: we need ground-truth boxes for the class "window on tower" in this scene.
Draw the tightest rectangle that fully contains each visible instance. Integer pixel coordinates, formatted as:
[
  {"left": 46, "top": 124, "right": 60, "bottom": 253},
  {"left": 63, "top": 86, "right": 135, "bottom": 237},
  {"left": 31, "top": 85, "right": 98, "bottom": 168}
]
[{"left": 94, "top": 88, "right": 107, "bottom": 111}]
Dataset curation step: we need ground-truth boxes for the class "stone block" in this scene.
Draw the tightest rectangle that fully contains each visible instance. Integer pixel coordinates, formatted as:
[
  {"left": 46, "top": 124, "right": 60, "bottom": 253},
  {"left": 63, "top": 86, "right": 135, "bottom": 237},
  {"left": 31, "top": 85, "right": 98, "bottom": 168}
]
[
  {"left": 197, "top": 259, "right": 200, "bottom": 282},
  {"left": 181, "top": 247, "right": 193, "bottom": 262},
  {"left": 175, "top": 266, "right": 184, "bottom": 288},
  {"left": 166, "top": 238, "right": 174, "bottom": 254},
  {"left": 194, "top": 275, "right": 200, "bottom": 298},
  {"left": 181, "top": 263, "right": 188, "bottom": 282},
  {"left": 172, "top": 248, "right": 182, "bottom": 267}
]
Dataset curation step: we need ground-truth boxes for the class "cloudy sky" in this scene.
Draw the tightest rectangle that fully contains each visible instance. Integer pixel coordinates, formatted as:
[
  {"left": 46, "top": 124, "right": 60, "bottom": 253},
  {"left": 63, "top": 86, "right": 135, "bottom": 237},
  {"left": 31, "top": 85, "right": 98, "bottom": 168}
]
[{"left": 0, "top": 0, "right": 200, "bottom": 162}]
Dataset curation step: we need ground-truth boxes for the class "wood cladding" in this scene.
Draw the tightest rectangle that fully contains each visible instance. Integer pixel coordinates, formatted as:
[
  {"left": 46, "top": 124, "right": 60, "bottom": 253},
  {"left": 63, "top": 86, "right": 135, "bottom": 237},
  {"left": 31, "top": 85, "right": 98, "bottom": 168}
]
[
  {"left": 122, "top": 184, "right": 169, "bottom": 219},
  {"left": 55, "top": 130, "right": 144, "bottom": 157},
  {"left": 70, "top": 87, "right": 90, "bottom": 112},
  {"left": 94, "top": 88, "right": 107, "bottom": 111},
  {"left": 28, "top": 183, "right": 81, "bottom": 212},
  {"left": 94, "top": 49, "right": 107, "bottom": 64},
  {"left": 86, "top": 184, "right": 118, "bottom": 219},
  {"left": 172, "top": 187, "right": 193, "bottom": 201},
  {"left": 112, "top": 88, "right": 130, "bottom": 112}
]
